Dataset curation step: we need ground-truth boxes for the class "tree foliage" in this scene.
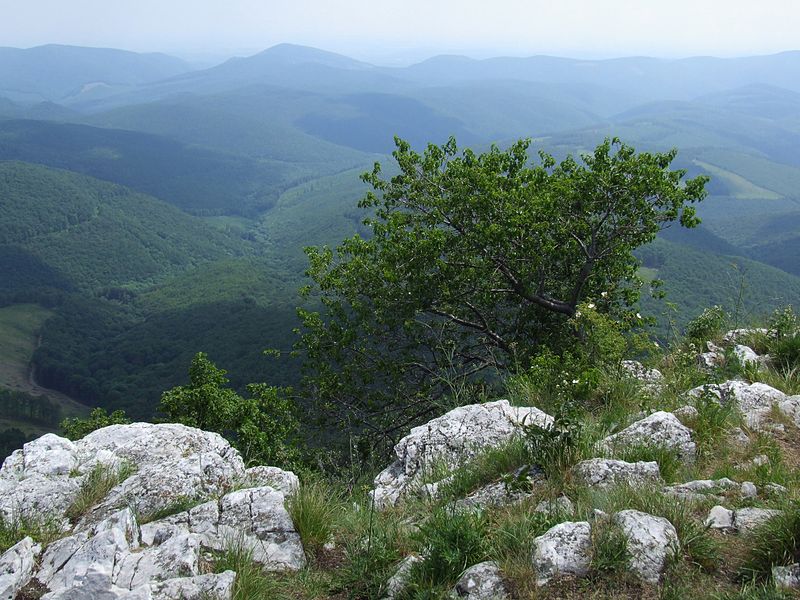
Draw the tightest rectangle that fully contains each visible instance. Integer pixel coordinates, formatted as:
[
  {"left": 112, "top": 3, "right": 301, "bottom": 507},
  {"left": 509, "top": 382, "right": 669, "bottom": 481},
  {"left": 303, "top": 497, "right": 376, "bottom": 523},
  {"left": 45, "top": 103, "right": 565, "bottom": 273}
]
[
  {"left": 298, "top": 137, "right": 708, "bottom": 441},
  {"left": 61, "top": 407, "right": 132, "bottom": 441},
  {"left": 159, "top": 352, "right": 301, "bottom": 467}
]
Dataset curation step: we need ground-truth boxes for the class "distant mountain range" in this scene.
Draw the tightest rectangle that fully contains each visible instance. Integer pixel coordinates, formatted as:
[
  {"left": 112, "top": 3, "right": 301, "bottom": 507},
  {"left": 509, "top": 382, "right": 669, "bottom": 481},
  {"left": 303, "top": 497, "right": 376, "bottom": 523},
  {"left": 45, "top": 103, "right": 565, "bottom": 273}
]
[{"left": 0, "top": 42, "right": 798, "bottom": 444}]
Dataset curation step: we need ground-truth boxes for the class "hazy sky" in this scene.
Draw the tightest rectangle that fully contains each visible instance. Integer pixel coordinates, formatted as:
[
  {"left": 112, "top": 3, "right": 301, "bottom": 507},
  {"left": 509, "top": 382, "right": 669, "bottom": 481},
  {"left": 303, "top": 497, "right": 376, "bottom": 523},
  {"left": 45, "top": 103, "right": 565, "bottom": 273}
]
[{"left": 2, "top": 0, "right": 798, "bottom": 64}]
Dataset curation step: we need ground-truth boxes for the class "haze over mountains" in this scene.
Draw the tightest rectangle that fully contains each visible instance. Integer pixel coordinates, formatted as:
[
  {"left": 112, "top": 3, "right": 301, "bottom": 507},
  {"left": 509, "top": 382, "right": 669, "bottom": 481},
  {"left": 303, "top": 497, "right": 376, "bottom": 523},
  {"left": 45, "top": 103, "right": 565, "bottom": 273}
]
[{"left": 1, "top": 42, "right": 799, "bottom": 452}]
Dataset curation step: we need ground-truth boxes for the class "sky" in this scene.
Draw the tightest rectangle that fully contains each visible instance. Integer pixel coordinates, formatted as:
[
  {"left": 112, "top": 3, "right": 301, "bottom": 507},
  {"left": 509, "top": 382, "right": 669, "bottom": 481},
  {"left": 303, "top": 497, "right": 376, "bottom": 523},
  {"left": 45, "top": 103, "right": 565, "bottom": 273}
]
[{"left": 1, "top": 0, "right": 799, "bottom": 64}]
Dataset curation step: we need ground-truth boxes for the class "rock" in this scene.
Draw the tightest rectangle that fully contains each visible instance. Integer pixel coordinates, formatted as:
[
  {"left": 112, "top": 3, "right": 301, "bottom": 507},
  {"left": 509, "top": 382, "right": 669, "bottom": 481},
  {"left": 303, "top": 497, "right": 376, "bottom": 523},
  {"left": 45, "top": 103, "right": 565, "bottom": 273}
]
[
  {"left": 455, "top": 480, "right": 532, "bottom": 511},
  {"left": 243, "top": 466, "right": 299, "bottom": 495},
  {"left": 728, "top": 427, "right": 750, "bottom": 446},
  {"left": 751, "top": 454, "right": 770, "bottom": 467},
  {"left": 531, "top": 521, "right": 592, "bottom": 586},
  {"left": 453, "top": 561, "right": 509, "bottom": 599},
  {"left": 772, "top": 564, "right": 800, "bottom": 590},
  {"left": 370, "top": 400, "right": 552, "bottom": 508},
  {"left": 573, "top": 459, "right": 661, "bottom": 489},
  {"left": 723, "top": 328, "right": 769, "bottom": 344},
  {"left": 687, "top": 382, "right": 786, "bottom": 428},
  {"left": 534, "top": 496, "right": 574, "bottom": 516},
  {"left": 777, "top": 396, "right": 800, "bottom": 427},
  {"left": 150, "top": 571, "right": 236, "bottom": 600},
  {"left": 663, "top": 478, "right": 738, "bottom": 500},
  {"left": 734, "top": 508, "right": 782, "bottom": 532},
  {"left": 600, "top": 412, "right": 696, "bottom": 461},
  {"left": 141, "top": 486, "right": 305, "bottom": 571},
  {"left": 383, "top": 555, "right": 422, "bottom": 599},
  {"left": 41, "top": 567, "right": 151, "bottom": 599},
  {"left": 672, "top": 405, "right": 699, "bottom": 424},
  {"left": 704, "top": 506, "right": 735, "bottom": 531},
  {"left": 733, "top": 345, "right": 761, "bottom": 366},
  {"left": 765, "top": 482, "right": 789, "bottom": 496},
  {"left": 740, "top": 481, "right": 758, "bottom": 498},
  {"left": 697, "top": 341, "right": 724, "bottom": 370},
  {"left": 620, "top": 361, "right": 663, "bottom": 393},
  {"left": 614, "top": 510, "right": 678, "bottom": 584},
  {"left": 0, "top": 424, "right": 246, "bottom": 527},
  {"left": 0, "top": 536, "right": 41, "bottom": 599},
  {"left": 114, "top": 533, "right": 202, "bottom": 590}
]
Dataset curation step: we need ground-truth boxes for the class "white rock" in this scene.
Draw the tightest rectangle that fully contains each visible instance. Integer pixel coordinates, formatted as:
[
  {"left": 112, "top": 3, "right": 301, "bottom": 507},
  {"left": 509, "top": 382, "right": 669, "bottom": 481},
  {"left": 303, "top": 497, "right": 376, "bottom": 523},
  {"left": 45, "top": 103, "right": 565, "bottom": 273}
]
[
  {"left": 371, "top": 400, "right": 552, "bottom": 508},
  {"left": 455, "top": 481, "right": 531, "bottom": 511},
  {"left": 150, "top": 571, "right": 236, "bottom": 600},
  {"left": 243, "top": 466, "right": 299, "bottom": 495},
  {"left": 728, "top": 427, "right": 750, "bottom": 446},
  {"left": 620, "top": 361, "right": 663, "bottom": 393},
  {"left": 0, "top": 536, "right": 41, "bottom": 599},
  {"left": 740, "top": 482, "right": 758, "bottom": 498},
  {"left": 600, "top": 412, "right": 696, "bottom": 461},
  {"left": 383, "top": 555, "right": 422, "bottom": 599},
  {"left": 772, "top": 564, "right": 800, "bottom": 590},
  {"left": 765, "top": 482, "right": 789, "bottom": 495},
  {"left": 41, "top": 567, "right": 152, "bottom": 599},
  {"left": 573, "top": 459, "right": 661, "bottom": 489},
  {"left": 614, "top": 510, "right": 678, "bottom": 584},
  {"left": 751, "top": 454, "right": 770, "bottom": 467},
  {"left": 688, "top": 382, "right": 786, "bottom": 428},
  {"left": 723, "top": 329, "right": 769, "bottom": 344},
  {"left": 734, "top": 508, "right": 782, "bottom": 532},
  {"left": 672, "top": 405, "right": 699, "bottom": 423},
  {"left": 534, "top": 496, "right": 574, "bottom": 516},
  {"left": 777, "top": 396, "right": 800, "bottom": 427},
  {"left": 531, "top": 521, "right": 592, "bottom": 586},
  {"left": 733, "top": 345, "right": 760, "bottom": 366},
  {"left": 704, "top": 506, "right": 735, "bottom": 531},
  {"left": 114, "top": 533, "right": 202, "bottom": 590},
  {"left": 453, "top": 561, "right": 509, "bottom": 599}
]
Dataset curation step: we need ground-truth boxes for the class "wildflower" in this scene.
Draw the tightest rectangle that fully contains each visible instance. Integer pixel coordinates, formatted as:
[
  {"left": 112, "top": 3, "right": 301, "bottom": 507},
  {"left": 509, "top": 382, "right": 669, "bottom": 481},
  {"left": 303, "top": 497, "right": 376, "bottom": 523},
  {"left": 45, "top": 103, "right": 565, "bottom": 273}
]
[
  {"left": 601, "top": 292, "right": 608, "bottom": 298},
  {"left": 572, "top": 379, "right": 580, "bottom": 384},
  {"left": 587, "top": 303, "right": 596, "bottom": 309}
]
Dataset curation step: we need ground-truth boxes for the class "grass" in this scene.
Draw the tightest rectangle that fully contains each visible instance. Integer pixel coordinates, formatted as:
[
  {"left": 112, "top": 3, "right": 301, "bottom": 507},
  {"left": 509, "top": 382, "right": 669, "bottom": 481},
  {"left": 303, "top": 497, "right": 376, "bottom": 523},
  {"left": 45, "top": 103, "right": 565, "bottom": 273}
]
[
  {"left": 64, "top": 461, "right": 136, "bottom": 523},
  {"left": 138, "top": 495, "right": 207, "bottom": 524},
  {"left": 590, "top": 519, "right": 632, "bottom": 579},
  {"left": 738, "top": 503, "right": 800, "bottom": 583},
  {"left": 287, "top": 479, "right": 344, "bottom": 558},
  {"left": 0, "top": 511, "right": 63, "bottom": 553}
]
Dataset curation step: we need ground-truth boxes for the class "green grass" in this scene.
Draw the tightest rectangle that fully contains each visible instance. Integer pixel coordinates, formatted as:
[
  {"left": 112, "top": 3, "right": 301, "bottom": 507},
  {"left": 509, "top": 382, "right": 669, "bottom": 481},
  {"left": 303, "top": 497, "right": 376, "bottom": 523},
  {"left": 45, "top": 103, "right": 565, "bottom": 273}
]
[
  {"left": 0, "top": 511, "right": 63, "bottom": 553},
  {"left": 138, "top": 495, "right": 206, "bottom": 524},
  {"left": 738, "top": 503, "right": 800, "bottom": 583},
  {"left": 287, "top": 479, "right": 344, "bottom": 558},
  {"left": 65, "top": 461, "right": 136, "bottom": 523},
  {"left": 693, "top": 160, "right": 782, "bottom": 201}
]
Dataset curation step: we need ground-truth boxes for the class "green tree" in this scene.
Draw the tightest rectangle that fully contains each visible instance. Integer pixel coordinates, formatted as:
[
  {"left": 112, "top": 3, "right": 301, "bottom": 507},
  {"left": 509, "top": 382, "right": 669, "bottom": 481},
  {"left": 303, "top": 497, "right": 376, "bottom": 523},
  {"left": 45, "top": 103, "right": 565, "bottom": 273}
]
[
  {"left": 61, "top": 407, "right": 131, "bottom": 441},
  {"left": 159, "top": 353, "right": 301, "bottom": 467},
  {"left": 298, "top": 137, "right": 708, "bottom": 441}
]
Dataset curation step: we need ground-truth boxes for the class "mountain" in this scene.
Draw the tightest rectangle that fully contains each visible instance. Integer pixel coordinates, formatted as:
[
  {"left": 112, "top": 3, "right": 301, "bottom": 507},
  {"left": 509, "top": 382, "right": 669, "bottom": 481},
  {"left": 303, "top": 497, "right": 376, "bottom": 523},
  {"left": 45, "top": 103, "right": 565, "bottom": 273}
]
[{"left": 0, "top": 44, "right": 192, "bottom": 104}]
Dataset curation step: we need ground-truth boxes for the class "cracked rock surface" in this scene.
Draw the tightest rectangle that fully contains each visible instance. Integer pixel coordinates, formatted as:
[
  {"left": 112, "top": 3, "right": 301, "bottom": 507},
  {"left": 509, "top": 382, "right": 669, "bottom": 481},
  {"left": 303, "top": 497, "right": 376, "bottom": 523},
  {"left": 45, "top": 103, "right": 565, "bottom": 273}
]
[{"left": 371, "top": 400, "right": 552, "bottom": 508}]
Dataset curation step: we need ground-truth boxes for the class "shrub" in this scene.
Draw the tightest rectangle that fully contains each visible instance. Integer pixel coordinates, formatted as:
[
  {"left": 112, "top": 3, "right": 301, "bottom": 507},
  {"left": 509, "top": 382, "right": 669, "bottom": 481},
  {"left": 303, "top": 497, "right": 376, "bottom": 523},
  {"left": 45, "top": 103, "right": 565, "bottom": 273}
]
[{"left": 61, "top": 407, "right": 131, "bottom": 441}]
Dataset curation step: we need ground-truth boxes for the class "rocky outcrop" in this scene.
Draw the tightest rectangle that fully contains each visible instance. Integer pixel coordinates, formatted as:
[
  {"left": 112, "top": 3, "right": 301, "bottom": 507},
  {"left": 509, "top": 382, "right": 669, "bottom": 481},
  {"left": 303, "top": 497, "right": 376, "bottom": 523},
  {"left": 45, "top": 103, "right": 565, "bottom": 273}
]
[
  {"left": 687, "top": 381, "right": 786, "bottom": 428},
  {"left": 704, "top": 505, "right": 782, "bottom": 533},
  {"left": 531, "top": 521, "right": 592, "bottom": 586},
  {"left": 572, "top": 459, "right": 661, "bottom": 489},
  {"left": 600, "top": 411, "right": 696, "bottom": 461},
  {"left": 370, "top": 400, "right": 552, "bottom": 508},
  {"left": 0, "top": 423, "right": 303, "bottom": 598},
  {"left": 614, "top": 510, "right": 678, "bottom": 584},
  {"left": 620, "top": 361, "right": 664, "bottom": 393},
  {"left": 773, "top": 564, "right": 800, "bottom": 590}
]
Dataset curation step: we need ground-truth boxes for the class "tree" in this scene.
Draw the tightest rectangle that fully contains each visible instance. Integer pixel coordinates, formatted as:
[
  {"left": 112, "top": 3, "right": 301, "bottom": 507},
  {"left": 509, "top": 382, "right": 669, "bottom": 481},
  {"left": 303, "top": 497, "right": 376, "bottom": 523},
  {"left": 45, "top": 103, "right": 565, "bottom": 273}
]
[
  {"left": 61, "top": 407, "right": 131, "bottom": 440},
  {"left": 298, "top": 137, "right": 708, "bottom": 442},
  {"left": 159, "top": 352, "right": 301, "bottom": 467}
]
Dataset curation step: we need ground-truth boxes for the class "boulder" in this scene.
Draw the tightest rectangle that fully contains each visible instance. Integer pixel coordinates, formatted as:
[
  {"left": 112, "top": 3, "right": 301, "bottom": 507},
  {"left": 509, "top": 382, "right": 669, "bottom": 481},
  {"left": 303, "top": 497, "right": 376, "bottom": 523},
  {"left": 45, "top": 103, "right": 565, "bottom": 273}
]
[
  {"left": 740, "top": 481, "right": 758, "bottom": 498},
  {"left": 687, "top": 382, "right": 786, "bottom": 428},
  {"left": 733, "top": 345, "right": 761, "bottom": 366},
  {"left": 455, "top": 481, "right": 532, "bottom": 511},
  {"left": 0, "top": 536, "right": 41, "bottom": 599},
  {"left": 614, "top": 510, "right": 678, "bottom": 584},
  {"left": 453, "top": 561, "right": 509, "bottom": 599},
  {"left": 697, "top": 341, "right": 724, "bottom": 371},
  {"left": 704, "top": 506, "right": 735, "bottom": 531},
  {"left": 531, "top": 521, "right": 592, "bottom": 586},
  {"left": 600, "top": 412, "right": 696, "bottom": 461},
  {"left": 734, "top": 508, "right": 782, "bottom": 532},
  {"left": 243, "top": 465, "right": 299, "bottom": 495},
  {"left": 723, "top": 328, "right": 769, "bottom": 344},
  {"left": 534, "top": 496, "right": 575, "bottom": 516},
  {"left": 663, "top": 478, "right": 738, "bottom": 501},
  {"left": 572, "top": 459, "right": 661, "bottom": 489},
  {"left": 672, "top": 405, "right": 699, "bottom": 424},
  {"left": 777, "top": 396, "right": 800, "bottom": 427},
  {"left": 371, "top": 400, "right": 552, "bottom": 508}
]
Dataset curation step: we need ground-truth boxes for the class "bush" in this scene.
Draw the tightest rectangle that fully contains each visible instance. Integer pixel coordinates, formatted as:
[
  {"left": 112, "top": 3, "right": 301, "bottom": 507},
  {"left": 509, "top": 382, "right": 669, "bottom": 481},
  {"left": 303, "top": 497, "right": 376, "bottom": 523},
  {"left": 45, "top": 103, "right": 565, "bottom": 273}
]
[
  {"left": 686, "top": 305, "right": 728, "bottom": 343},
  {"left": 61, "top": 407, "right": 131, "bottom": 440}
]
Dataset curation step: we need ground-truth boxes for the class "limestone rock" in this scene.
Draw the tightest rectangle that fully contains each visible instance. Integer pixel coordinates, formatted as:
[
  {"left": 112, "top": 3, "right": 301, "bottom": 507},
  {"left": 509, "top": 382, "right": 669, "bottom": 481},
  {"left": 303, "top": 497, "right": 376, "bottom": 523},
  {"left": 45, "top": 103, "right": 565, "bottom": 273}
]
[
  {"left": 600, "top": 412, "right": 696, "bottom": 461},
  {"left": 0, "top": 536, "right": 41, "bottom": 599},
  {"left": 765, "top": 482, "right": 789, "bottom": 496},
  {"left": 114, "top": 533, "right": 202, "bottom": 590},
  {"left": 620, "top": 361, "right": 663, "bottom": 393},
  {"left": 243, "top": 466, "right": 299, "bottom": 495},
  {"left": 573, "top": 459, "right": 661, "bottom": 489},
  {"left": 453, "top": 561, "right": 509, "bottom": 599},
  {"left": 150, "top": 571, "right": 236, "bottom": 600},
  {"left": 383, "top": 555, "right": 423, "bottom": 599},
  {"left": 697, "top": 341, "right": 724, "bottom": 370},
  {"left": 531, "top": 521, "right": 592, "bottom": 586},
  {"left": 614, "top": 510, "right": 678, "bottom": 584},
  {"left": 704, "top": 506, "right": 735, "bottom": 531},
  {"left": 371, "top": 400, "right": 552, "bottom": 508},
  {"left": 663, "top": 478, "right": 738, "bottom": 501},
  {"left": 534, "top": 496, "right": 575, "bottom": 516},
  {"left": 672, "top": 405, "right": 699, "bottom": 424},
  {"left": 723, "top": 328, "right": 769, "bottom": 344},
  {"left": 734, "top": 508, "right": 782, "bottom": 532},
  {"left": 455, "top": 481, "right": 532, "bottom": 511},
  {"left": 688, "top": 382, "right": 786, "bottom": 428},
  {"left": 733, "top": 345, "right": 760, "bottom": 366},
  {"left": 777, "top": 396, "right": 800, "bottom": 427},
  {"left": 772, "top": 564, "right": 800, "bottom": 590},
  {"left": 740, "top": 481, "right": 758, "bottom": 498}
]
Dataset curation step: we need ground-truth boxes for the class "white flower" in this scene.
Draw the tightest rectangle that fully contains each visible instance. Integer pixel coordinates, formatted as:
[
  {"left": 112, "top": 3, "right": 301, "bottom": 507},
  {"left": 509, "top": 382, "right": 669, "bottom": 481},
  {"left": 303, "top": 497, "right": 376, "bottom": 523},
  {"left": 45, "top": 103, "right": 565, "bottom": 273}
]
[
  {"left": 636, "top": 313, "right": 642, "bottom": 319},
  {"left": 575, "top": 310, "right": 582, "bottom": 317},
  {"left": 587, "top": 303, "right": 596, "bottom": 309},
  {"left": 601, "top": 292, "right": 608, "bottom": 298},
  {"left": 572, "top": 379, "right": 580, "bottom": 384}
]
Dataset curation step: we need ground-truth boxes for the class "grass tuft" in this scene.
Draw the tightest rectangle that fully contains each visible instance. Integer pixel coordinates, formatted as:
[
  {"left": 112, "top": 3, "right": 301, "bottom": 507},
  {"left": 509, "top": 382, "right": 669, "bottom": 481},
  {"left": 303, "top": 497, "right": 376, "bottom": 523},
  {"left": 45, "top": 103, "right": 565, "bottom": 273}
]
[{"left": 64, "top": 461, "right": 136, "bottom": 523}]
